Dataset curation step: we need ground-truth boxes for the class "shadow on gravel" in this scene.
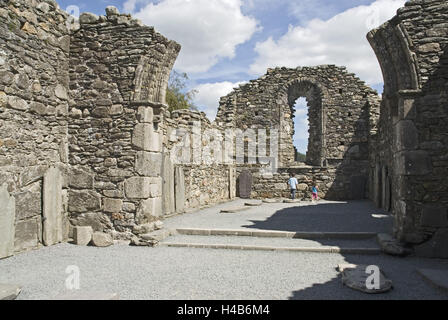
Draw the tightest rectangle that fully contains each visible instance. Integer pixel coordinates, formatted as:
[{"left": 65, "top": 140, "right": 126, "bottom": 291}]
[{"left": 243, "top": 200, "right": 392, "bottom": 233}]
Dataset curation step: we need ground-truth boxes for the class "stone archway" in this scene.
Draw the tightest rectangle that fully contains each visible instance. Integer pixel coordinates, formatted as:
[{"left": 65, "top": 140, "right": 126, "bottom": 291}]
[{"left": 277, "top": 78, "right": 327, "bottom": 167}]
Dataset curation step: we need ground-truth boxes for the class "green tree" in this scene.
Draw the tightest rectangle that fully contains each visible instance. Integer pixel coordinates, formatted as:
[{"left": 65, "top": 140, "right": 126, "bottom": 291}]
[{"left": 165, "top": 70, "right": 198, "bottom": 113}]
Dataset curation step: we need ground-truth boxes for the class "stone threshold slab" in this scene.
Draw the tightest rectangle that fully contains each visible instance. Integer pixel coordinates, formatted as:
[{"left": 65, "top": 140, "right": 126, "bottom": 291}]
[
  {"left": 0, "top": 284, "right": 22, "bottom": 300},
  {"left": 175, "top": 228, "right": 377, "bottom": 240},
  {"left": 220, "top": 207, "right": 252, "bottom": 213},
  {"left": 160, "top": 242, "right": 381, "bottom": 254},
  {"left": 417, "top": 269, "right": 448, "bottom": 294},
  {"left": 49, "top": 291, "right": 119, "bottom": 300}
]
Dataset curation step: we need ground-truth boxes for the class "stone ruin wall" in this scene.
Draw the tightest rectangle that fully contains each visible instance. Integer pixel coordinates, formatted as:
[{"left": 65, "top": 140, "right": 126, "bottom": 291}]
[
  {"left": 368, "top": 0, "right": 448, "bottom": 258},
  {"left": 0, "top": 0, "right": 236, "bottom": 258},
  {"left": 217, "top": 66, "right": 381, "bottom": 201},
  {"left": 0, "top": 0, "right": 71, "bottom": 258}
]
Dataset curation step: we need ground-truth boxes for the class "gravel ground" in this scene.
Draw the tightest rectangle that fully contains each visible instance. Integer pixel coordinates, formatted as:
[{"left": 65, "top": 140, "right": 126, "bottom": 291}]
[
  {"left": 163, "top": 235, "right": 381, "bottom": 249},
  {"left": 0, "top": 243, "right": 447, "bottom": 300},
  {"left": 1, "top": 200, "right": 446, "bottom": 300},
  {"left": 164, "top": 200, "right": 393, "bottom": 233}
]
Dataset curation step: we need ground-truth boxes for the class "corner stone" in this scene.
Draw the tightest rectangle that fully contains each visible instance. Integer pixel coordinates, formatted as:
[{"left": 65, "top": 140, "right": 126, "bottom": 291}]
[{"left": 73, "top": 226, "right": 93, "bottom": 246}]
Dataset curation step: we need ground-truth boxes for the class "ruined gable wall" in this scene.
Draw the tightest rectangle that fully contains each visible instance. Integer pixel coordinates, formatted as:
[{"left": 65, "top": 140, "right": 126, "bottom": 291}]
[
  {"left": 368, "top": 0, "right": 448, "bottom": 257},
  {"left": 0, "top": 0, "right": 70, "bottom": 257},
  {"left": 67, "top": 9, "right": 180, "bottom": 239},
  {"left": 217, "top": 66, "right": 380, "bottom": 201}
]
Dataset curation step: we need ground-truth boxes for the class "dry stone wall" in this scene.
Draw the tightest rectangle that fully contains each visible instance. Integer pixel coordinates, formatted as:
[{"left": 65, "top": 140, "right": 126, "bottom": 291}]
[
  {"left": 0, "top": 0, "right": 70, "bottom": 258},
  {"left": 368, "top": 0, "right": 448, "bottom": 258}
]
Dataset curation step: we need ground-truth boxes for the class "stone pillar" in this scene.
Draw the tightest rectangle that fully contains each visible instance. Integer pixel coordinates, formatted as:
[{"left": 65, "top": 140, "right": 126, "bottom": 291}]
[
  {"left": 174, "top": 166, "right": 185, "bottom": 214},
  {"left": 162, "top": 154, "right": 175, "bottom": 215},
  {"left": 130, "top": 105, "right": 164, "bottom": 223},
  {"left": 229, "top": 166, "right": 236, "bottom": 199},
  {"left": 0, "top": 184, "right": 16, "bottom": 259},
  {"left": 43, "top": 167, "right": 64, "bottom": 246}
]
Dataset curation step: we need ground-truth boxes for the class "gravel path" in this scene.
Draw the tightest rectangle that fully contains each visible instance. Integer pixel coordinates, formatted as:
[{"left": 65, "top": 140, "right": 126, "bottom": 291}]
[
  {"left": 0, "top": 200, "right": 445, "bottom": 300},
  {"left": 0, "top": 243, "right": 447, "bottom": 300},
  {"left": 164, "top": 200, "right": 393, "bottom": 233}
]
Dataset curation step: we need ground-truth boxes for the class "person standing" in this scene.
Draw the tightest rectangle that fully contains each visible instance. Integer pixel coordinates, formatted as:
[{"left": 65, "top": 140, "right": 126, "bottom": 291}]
[
  {"left": 311, "top": 182, "right": 319, "bottom": 202},
  {"left": 288, "top": 173, "right": 299, "bottom": 200}
]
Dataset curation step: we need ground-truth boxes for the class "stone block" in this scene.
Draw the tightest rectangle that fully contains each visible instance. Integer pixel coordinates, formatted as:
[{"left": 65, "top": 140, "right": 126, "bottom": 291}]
[
  {"left": 69, "top": 169, "right": 94, "bottom": 189},
  {"left": 14, "top": 218, "right": 39, "bottom": 253},
  {"left": 79, "top": 12, "right": 99, "bottom": 25},
  {"left": 132, "top": 123, "right": 161, "bottom": 152},
  {"left": 73, "top": 226, "right": 93, "bottom": 246},
  {"left": 395, "top": 151, "right": 432, "bottom": 176},
  {"left": 0, "top": 184, "right": 16, "bottom": 259},
  {"left": 0, "top": 284, "right": 22, "bottom": 300},
  {"left": 43, "top": 167, "right": 64, "bottom": 246},
  {"left": 162, "top": 156, "right": 175, "bottom": 215},
  {"left": 135, "top": 151, "right": 162, "bottom": 177},
  {"left": 15, "top": 189, "right": 41, "bottom": 220},
  {"left": 7, "top": 96, "right": 28, "bottom": 111},
  {"left": 297, "top": 183, "right": 308, "bottom": 191},
  {"left": 394, "top": 120, "right": 418, "bottom": 151},
  {"left": 91, "top": 232, "right": 113, "bottom": 247},
  {"left": 140, "top": 197, "right": 163, "bottom": 219},
  {"left": 415, "top": 228, "right": 448, "bottom": 259},
  {"left": 54, "top": 84, "right": 68, "bottom": 100},
  {"left": 175, "top": 167, "right": 185, "bottom": 213},
  {"left": 420, "top": 205, "right": 448, "bottom": 228},
  {"left": 137, "top": 107, "right": 154, "bottom": 123},
  {"left": 68, "top": 190, "right": 101, "bottom": 213},
  {"left": 103, "top": 198, "right": 122, "bottom": 213},
  {"left": 124, "top": 177, "right": 152, "bottom": 199},
  {"left": 105, "top": 6, "right": 120, "bottom": 16},
  {"left": 340, "top": 264, "right": 393, "bottom": 294}
]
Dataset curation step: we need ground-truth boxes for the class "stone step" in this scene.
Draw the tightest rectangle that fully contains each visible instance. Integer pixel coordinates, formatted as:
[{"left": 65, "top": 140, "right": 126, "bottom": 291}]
[
  {"left": 175, "top": 228, "right": 377, "bottom": 240},
  {"left": 160, "top": 242, "right": 381, "bottom": 254},
  {"left": 220, "top": 207, "right": 251, "bottom": 213},
  {"left": 0, "top": 284, "right": 22, "bottom": 300},
  {"left": 244, "top": 201, "right": 263, "bottom": 207}
]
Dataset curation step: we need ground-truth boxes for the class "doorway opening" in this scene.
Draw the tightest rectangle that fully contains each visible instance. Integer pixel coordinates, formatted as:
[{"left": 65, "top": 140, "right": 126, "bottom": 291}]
[{"left": 292, "top": 97, "right": 309, "bottom": 163}]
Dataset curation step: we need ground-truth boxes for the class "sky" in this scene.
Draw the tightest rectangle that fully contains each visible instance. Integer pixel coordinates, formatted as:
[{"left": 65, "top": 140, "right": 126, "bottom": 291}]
[{"left": 56, "top": 0, "right": 406, "bottom": 154}]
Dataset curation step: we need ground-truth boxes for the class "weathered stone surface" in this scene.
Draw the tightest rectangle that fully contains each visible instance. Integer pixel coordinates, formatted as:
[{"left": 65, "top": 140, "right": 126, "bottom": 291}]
[
  {"left": 73, "top": 226, "right": 93, "bottom": 246},
  {"left": 162, "top": 155, "right": 175, "bottom": 215},
  {"left": 43, "top": 167, "right": 64, "bottom": 246},
  {"left": 124, "top": 177, "right": 152, "bottom": 199},
  {"left": 0, "top": 284, "right": 22, "bottom": 300},
  {"left": 140, "top": 229, "right": 171, "bottom": 242},
  {"left": 7, "top": 96, "right": 28, "bottom": 111},
  {"left": 175, "top": 166, "right": 185, "bottom": 213},
  {"left": 68, "top": 190, "right": 101, "bottom": 213},
  {"left": 140, "top": 197, "right": 163, "bottom": 220},
  {"left": 14, "top": 218, "right": 39, "bottom": 253},
  {"left": 132, "top": 123, "right": 161, "bottom": 152},
  {"left": 50, "top": 291, "right": 119, "bottom": 300},
  {"left": 69, "top": 169, "right": 94, "bottom": 189},
  {"left": 54, "top": 84, "right": 68, "bottom": 100},
  {"left": 103, "top": 198, "right": 122, "bottom": 213},
  {"left": 377, "top": 233, "right": 412, "bottom": 257},
  {"left": 420, "top": 206, "right": 448, "bottom": 228},
  {"left": 340, "top": 264, "right": 393, "bottom": 294},
  {"left": 105, "top": 6, "right": 120, "bottom": 16},
  {"left": 0, "top": 184, "right": 15, "bottom": 259},
  {"left": 135, "top": 152, "right": 162, "bottom": 177},
  {"left": 137, "top": 107, "right": 154, "bottom": 123},
  {"left": 15, "top": 189, "right": 41, "bottom": 220},
  {"left": 79, "top": 12, "right": 99, "bottom": 25},
  {"left": 415, "top": 229, "right": 448, "bottom": 259},
  {"left": 91, "top": 232, "right": 113, "bottom": 247},
  {"left": 238, "top": 170, "right": 252, "bottom": 199}
]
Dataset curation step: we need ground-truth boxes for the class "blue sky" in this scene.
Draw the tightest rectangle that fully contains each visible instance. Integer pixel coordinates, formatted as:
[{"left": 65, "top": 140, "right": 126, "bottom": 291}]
[{"left": 56, "top": 0, "right": 406, "bottom": 153}]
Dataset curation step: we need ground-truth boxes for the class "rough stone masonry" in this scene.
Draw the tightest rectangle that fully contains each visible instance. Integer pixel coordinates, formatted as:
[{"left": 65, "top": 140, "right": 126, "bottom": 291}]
[{"left": 0, "top": 0, "right": 447, "bottom": 259}]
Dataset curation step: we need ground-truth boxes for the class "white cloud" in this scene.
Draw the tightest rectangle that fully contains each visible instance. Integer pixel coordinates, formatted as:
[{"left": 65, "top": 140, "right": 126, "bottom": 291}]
[
  {"left": 249, "top": 0, "right": 406, "bottom": 85},
  {"left": 193, "top": 81, "right": 246, "bottom": 120},
  {"left": 130, "top": 0, "right": 260, "bottom": 74}
]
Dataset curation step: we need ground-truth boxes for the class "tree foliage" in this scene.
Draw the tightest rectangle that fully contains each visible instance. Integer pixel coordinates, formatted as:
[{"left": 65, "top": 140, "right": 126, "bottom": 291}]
[{"left": 165, "top": 70, "right": 198, "bottom": 113}]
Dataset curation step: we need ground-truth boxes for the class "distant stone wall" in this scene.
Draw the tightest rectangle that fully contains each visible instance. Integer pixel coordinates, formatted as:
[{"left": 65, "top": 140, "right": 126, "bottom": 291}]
[
  {"left": 217, "top": 66, "right": 380, "bottom": 201},
  {"left": 0, "top": 0, "right": 70, "bottom": 258},
  {"left": 368, "top": 0, "right": 448, "bottom": 258},
  {"left": 166, "top": 109, "right": 235, "bottom": 212}
]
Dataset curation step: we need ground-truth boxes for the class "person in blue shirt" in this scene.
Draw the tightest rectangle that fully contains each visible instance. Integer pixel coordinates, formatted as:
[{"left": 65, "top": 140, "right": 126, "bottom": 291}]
[
  {"left": 311, "top": 182, "right": 319, "bottom": 202},
  {"left": 288, "top": 173, "right": 299, "bottom": 200}
]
